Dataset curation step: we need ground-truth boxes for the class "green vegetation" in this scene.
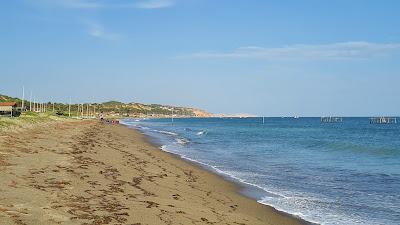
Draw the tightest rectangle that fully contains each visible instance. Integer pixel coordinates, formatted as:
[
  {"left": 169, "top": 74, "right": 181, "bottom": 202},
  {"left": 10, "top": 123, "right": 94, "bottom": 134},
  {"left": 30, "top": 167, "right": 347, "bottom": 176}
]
[
  {"left": 0, "top": 94, "right": 23, "bottom": 104},
  {"left": 0, "top": 94, "right": 210, "bottom": 117},
  {"left": 0, "top": 111, "right": 71, "bottom": 131}
]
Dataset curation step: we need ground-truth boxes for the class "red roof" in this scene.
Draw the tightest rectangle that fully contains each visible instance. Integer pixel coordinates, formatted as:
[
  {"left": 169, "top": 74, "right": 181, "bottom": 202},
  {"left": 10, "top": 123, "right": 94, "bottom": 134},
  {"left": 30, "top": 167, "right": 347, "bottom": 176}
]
[{"left": 0, "top": 102, "right": 17, "bottom": 106}]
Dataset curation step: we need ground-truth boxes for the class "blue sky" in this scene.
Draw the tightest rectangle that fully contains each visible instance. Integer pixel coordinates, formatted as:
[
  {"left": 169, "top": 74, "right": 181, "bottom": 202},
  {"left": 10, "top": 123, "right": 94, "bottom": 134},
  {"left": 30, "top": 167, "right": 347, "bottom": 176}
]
[{"left": 1, "top": 0, "right": 400, "bottom": 116}]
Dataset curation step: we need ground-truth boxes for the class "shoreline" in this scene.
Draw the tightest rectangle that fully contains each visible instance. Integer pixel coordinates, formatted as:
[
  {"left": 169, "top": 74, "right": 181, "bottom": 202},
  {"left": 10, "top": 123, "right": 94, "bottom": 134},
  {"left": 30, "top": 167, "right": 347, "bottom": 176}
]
[
  {"left": 130, "top": 124, "right": 315, "bottom": 225},
  {"left": 0, "top": 120, "right": 307, "bottom": 224}
]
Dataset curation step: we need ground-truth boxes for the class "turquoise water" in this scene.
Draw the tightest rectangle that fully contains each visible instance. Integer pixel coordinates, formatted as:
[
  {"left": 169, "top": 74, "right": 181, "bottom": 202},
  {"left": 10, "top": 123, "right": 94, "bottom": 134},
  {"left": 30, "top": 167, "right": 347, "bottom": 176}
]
[{"left": 121, "top": 117, "right": 400, "bottom": 225}]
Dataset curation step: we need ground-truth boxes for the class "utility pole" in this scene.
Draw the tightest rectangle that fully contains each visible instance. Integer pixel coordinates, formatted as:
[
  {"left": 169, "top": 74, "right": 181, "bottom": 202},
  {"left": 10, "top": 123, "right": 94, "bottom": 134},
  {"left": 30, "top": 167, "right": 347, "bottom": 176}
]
[{"left": 22, "top": 86, "right": 25, "bottom": 112}]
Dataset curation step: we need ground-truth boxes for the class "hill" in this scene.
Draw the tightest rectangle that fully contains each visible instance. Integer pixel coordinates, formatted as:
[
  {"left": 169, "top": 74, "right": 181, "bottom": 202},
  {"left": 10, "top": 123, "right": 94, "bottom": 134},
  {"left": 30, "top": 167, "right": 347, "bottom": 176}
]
[
  {"left": 0, "top": 94, "right": 23, "bottom": 104},
  {"left": 0, "top": 94, "right": 212, "bottom": 118}
]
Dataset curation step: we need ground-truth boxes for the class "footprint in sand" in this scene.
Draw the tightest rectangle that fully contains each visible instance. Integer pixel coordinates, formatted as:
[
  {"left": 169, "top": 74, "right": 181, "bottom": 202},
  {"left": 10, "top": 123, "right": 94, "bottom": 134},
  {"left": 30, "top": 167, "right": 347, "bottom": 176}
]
[
  {"left": 172, "top": 194, "right": 181, "bottom": 200},
  {"left": 229, "top": 204, "right": 238, "bottom": 212},
  {"left": 142, "top": 201, "right": 159, "bottom": 208}
]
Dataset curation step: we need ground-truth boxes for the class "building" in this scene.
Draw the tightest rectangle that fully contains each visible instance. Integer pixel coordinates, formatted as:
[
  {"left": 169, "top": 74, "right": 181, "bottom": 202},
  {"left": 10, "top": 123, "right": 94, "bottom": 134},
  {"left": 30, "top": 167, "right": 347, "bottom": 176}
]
[{"left": 0, "top": 102, "right": 18, "bottom": 117}]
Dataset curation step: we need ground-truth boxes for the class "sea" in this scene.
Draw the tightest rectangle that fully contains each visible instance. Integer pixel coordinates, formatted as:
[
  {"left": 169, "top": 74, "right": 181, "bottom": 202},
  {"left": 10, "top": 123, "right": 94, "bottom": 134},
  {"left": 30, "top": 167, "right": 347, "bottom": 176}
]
[{"left": 120, "top": 117, "right": 400, "bottom": 225}]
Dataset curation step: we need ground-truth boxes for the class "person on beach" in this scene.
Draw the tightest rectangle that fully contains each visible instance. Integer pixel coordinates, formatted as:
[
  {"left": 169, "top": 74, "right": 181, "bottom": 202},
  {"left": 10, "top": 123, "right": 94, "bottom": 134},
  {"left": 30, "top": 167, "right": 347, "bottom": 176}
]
[{"left": 99, "top": 112, "right": 104, "bottom": 121}]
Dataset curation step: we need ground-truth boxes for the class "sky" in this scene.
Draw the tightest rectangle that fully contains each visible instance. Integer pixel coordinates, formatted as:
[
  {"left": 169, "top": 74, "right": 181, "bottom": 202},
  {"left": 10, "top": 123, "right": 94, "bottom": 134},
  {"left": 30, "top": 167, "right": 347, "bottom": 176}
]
[{"left": 1, "top": 0, "right": 400, "bottom": 116}]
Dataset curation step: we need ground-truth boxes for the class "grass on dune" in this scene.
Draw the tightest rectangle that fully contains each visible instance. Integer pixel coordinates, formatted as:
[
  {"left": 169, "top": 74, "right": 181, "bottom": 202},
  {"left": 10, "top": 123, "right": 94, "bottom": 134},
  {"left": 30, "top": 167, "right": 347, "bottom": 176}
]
[{"left": 0, "top": 112, "right": 72, "bottom": 131}]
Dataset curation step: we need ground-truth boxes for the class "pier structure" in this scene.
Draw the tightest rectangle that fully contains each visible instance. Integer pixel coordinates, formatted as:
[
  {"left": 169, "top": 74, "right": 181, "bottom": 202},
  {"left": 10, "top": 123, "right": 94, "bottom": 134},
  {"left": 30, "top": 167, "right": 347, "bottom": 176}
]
[
  {"left": 369, "top": 117, "right": 397, "bottom": 124},
  {"left": 321, "top": 117, "right": 343, "bottom": 123}
]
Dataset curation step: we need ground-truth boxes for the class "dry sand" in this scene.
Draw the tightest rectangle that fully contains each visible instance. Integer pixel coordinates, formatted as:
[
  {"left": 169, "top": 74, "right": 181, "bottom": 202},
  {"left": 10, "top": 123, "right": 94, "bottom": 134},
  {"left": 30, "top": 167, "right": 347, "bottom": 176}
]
[{"left": 0, "top": 120, "right": 306, "bottom": 225}]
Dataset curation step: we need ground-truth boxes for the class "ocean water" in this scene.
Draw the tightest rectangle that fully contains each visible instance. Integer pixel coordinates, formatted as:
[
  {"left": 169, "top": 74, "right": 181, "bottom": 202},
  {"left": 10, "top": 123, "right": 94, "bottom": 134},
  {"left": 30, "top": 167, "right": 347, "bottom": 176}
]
[{"left": 121, "top": 117, "right": 400, "bottom": 225}]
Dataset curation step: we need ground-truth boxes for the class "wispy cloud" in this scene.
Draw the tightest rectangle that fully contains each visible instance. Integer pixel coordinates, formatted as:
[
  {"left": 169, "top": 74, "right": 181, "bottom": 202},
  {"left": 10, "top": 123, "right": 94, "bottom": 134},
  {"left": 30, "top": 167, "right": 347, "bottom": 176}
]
[
  {"left": 135, "top": 0, "right": 175, "bottom": 9},
  {"left": 32, "top": 0, "right": 102, "bottom": 9},
  {"left": 85, "top": 22, "right": 122, "bottom": 41},
  {"left": 34, "top": 0, "right": 175, "bottom": 9},
  {"left": 186, "top": 42, "right": 400, "bottom": 60}
]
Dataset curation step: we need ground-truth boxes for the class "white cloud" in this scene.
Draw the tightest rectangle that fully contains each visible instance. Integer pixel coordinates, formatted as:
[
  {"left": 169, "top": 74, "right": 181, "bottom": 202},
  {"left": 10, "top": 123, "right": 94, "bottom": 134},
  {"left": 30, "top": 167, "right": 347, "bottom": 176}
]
[
  {"left": 187, "top": 42, "right": 400, "bottom": 60},
  {"left": 33, "top": 0, "right": 175, "bottom": 9},
  {"left": 32, "top": 0, "right": 103, "bottom": 9},
  {"left": 86, "top": 22, "right": 122, "bottom": 41}
]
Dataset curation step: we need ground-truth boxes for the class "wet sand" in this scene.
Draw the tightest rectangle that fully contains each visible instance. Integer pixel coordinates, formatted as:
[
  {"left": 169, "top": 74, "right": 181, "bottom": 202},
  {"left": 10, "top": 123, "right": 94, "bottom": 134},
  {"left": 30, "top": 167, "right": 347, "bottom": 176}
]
[{"left": 0, "top": 120, "right": 306, "bottom": 225}]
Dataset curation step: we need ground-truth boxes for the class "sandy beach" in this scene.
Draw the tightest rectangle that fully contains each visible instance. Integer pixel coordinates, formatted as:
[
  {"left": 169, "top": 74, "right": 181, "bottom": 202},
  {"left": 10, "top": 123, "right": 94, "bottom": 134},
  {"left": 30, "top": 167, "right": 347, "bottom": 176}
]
[{"left": 0, "top": 120, "right": 305, "bottom": 225}]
